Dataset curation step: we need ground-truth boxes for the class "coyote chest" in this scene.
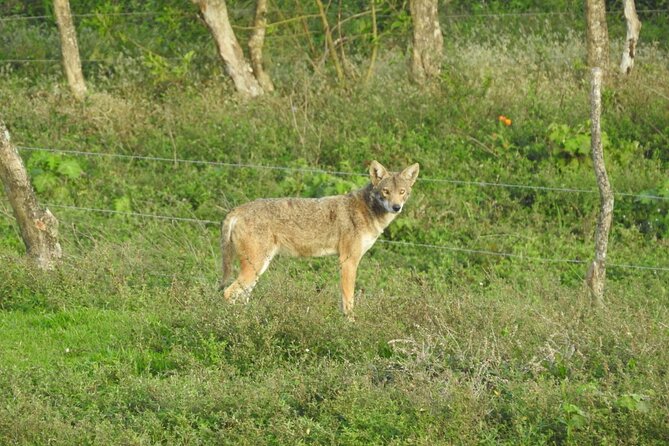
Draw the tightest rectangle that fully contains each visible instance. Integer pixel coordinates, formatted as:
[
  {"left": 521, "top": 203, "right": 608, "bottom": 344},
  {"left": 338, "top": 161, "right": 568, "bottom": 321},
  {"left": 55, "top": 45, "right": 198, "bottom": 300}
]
[
  {"left": 219, "top": 160, "right": 420, "bottom": 320},
  {"left": 360, "top": 232, "right": 380, "bottom": 255}
]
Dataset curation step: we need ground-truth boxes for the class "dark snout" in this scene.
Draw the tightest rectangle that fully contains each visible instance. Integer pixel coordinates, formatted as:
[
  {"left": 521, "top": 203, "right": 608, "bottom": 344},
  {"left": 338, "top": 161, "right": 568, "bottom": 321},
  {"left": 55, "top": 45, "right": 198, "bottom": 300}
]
[{"left": 392, "top": 204, "right": 402, "bottom": 213}]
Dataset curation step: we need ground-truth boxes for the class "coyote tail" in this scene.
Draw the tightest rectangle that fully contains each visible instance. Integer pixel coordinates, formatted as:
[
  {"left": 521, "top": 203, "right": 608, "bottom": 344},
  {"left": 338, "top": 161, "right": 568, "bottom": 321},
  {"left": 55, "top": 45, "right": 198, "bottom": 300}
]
[{"left": 220, "top": 216, "right": 236, "bottom": 290}]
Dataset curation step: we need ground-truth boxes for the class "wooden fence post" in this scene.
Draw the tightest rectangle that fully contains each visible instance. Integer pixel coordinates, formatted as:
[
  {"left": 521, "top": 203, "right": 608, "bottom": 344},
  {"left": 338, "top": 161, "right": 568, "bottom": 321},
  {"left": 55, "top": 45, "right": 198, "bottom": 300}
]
[
  {"left": 585, "top": 0, "right": 609, "bottom": 71},
  {"left": 53, "top": 0, "right": 87, "bottom": 100},
  {"left": 585, "top": 67, "right": 613, "bottom": 306},
  {"left": 0, "top": 120, "right": 62, "bottom": 269},
  {"left": 620, "top": 0, "right": 641, "bottom": 74},
  {"left": 409, "top": 0, "right": 443, "bottom": 84}
]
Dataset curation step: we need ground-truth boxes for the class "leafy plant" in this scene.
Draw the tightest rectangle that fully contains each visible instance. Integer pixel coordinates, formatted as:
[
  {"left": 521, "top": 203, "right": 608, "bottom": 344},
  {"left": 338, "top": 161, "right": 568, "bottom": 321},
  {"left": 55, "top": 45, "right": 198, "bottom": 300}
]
[
  {"left": 277, "top": 159, "right": 366, "bottom": 198},
  {"left": 615, "top": 393, "right": 651, "bottom": 413},
  {"left": 635, "top": 179, "right": 669, "bottom": 238},
  {"left": 547, "top": 122, "right": 607, "bottom": 167},
  {"left": 561, "top": 402, "right": 588, "bottom": 441},
  {"left": 27, "top": 152, "right": 85, "bottom": 202}
]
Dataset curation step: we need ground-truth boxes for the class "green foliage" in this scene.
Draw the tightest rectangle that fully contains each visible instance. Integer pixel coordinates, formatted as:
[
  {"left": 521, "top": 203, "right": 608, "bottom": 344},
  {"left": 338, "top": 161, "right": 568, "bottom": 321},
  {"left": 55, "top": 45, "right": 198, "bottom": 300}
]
[
  {"left": 561, "top": 402, "right": 588, "bottom": 436},
  {"left": 634, "top": 179, "right": 669, "bottom": 238},
  {"left": 547, "top": 123, "right": 590, "bottom": 164},
  {"left": 616, "top": 393, "right": 651, "bottom": 413},
  {"left": 277, "top": 160, "right": 366, "bottom": 198},
  {"left": 142, "top": 50, "right": 196, "bottom": 85},
  {"left": 26, "top": 152, "right": 85, "bottom": 202}
]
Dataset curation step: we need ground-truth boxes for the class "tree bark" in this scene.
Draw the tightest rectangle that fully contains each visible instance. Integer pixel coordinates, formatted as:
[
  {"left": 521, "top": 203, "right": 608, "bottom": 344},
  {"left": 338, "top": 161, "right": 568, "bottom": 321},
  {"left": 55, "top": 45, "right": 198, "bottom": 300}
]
[
  {"left": 620, "top": 0, "right": 641, "bottom": 75},
  {"left": 585, "top": 0, "right": 609, "bottom": 70},
  {"left": 248, "top": 0, "right": 274, "bottom": 92},
  {"left": 0, "top": 121, "right": 62, "bottom": 270},
  {"left": 409, "top": 0, "right": 443, "bottom": 84},
  {"left": 53, "top": 0, "right": 87, "bottom": 100},
  {"left": 192, "top": 0, "right": 264, "bottom": 98},
  {"left": 585, "top": 68, "right": 613, "bottom": 307}
]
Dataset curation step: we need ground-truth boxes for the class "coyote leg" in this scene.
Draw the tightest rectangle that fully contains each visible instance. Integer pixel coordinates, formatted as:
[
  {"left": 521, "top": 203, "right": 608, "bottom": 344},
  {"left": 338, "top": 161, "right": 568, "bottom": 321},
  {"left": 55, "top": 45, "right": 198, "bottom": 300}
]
[
  {"left": 339, "top": 253, "right": 362, "bottom": 320},
  {"left": 223, "top": 245, "right": 275, "bottom": 303}
]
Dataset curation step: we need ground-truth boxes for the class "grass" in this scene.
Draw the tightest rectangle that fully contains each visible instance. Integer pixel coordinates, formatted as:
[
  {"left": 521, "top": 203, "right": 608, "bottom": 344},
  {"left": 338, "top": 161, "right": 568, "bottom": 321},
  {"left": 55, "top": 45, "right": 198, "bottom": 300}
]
[{"left": 1, "top": 9, "right": 669, "bottom": 445}]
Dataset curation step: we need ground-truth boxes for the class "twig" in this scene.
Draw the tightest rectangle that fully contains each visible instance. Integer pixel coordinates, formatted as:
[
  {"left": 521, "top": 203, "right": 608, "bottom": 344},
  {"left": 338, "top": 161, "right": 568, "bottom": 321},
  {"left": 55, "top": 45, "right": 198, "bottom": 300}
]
[
  {"left": 315, "top": 0, "right": 344, "bottom": 83},
  {"left": 364, "top": 0, "right": 379, "bottom": 84}
]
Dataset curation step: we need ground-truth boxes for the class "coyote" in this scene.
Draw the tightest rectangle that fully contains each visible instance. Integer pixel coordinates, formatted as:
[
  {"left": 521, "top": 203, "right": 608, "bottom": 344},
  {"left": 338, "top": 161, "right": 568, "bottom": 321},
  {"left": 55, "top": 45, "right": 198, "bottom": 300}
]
[{"left": 219, "top": 160, "right": 419, "bottom": 318}]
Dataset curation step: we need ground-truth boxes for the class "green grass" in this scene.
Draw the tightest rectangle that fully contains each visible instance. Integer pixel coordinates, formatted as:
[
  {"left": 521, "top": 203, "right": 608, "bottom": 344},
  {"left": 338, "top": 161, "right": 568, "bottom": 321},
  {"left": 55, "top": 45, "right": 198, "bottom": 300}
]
[
  {"left": 1, "top": 257, "right": 668, "bottom": 444},
  {"left": 1, "top": 8, "right": 669, "bottom": 445}
]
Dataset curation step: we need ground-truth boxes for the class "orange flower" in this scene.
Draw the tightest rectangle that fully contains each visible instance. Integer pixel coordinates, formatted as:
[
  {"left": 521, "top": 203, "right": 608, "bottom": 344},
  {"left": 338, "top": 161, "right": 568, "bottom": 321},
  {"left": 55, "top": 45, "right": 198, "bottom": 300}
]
[{"left": 498, "top": 115, "right": 512, "bottom": 126}]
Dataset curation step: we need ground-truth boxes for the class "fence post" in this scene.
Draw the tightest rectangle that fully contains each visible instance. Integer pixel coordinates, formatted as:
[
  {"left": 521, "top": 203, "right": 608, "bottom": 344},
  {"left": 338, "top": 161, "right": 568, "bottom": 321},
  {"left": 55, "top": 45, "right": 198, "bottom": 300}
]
[
  {"left": 53, "top": 0, "right": 87, "bottom": 100},
  {"left": 585, "top": 67, "right": 613, "bottom": 306},
  {"left": 409, "top": 0, "right": 444, "bottom": 84},
  {"left": 585, "top": 0, "right": 609, "bottom": 71},
  {"left": 0, "top": 120, "right": 62, "bottom": 269},
  {"left": 620, "top": 0, "right": 641, "bottom": 74}
]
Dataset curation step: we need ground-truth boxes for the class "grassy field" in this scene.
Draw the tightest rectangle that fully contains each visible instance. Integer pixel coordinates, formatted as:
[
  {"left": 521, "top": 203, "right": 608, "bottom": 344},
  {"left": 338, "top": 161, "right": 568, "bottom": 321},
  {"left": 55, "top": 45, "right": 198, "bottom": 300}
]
[{"left": 1, "top": 4, "right": 669, "bottom": 444}]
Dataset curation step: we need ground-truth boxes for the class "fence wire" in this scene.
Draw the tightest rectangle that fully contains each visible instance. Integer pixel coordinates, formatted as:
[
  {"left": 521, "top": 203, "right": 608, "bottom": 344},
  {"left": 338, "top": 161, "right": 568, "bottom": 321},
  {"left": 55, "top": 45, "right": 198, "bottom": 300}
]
[
  {"left": 2, "top": 201, "right": 665, "bottom": 273},
  {"left": 16, "top": 145, "right": 669, "bottom": 201},
  {"left": 1, "top": 8, "right": 667, "bottom": 23},
  {"left": 2, "top": 6, "right": 668, "bottom": 274}
]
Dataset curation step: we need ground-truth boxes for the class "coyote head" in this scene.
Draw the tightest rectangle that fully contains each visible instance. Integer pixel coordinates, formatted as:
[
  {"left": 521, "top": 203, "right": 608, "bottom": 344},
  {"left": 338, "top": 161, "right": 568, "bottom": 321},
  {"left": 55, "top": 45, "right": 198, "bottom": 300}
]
[{"left": 369, "top": 160, "right": 420, "bottom": 214}]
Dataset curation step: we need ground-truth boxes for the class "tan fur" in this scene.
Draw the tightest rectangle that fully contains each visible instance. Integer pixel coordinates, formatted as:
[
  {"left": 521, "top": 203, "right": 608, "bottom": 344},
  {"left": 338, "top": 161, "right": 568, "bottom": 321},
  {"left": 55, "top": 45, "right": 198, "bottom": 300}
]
[{"left": 220, "top": 160, "right": 419, "bottom": 319}]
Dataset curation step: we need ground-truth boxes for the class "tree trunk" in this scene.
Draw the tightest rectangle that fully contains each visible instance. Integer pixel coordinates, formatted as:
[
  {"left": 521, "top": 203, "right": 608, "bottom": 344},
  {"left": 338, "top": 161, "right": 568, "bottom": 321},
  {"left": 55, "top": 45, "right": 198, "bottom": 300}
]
[
  {"left": 0, "top": 121, "right": 62, "bottom": 270},
  {"left": 315, "top": 0, "right": 344, "bottom": 83},
  {"left": 620, "top": 0, "right": 641, "bottom": 74},
  {"left": 585, "top": 68, "right": 613, "bottom": 307},
  {"left": 192, "top": 0, "right": 264, "bottom": 98},
  {"left": 53, "top": 0, "right": 87, "bottom": 100},
  {"left": 364, "top": 0, "right": 379, "bottom": 84},
  {"left": 248, "top": 0, "right": 274, "bottom": 92},
  {"left": 585, "top": 0, "right": 609, "bottom": 70},
  {"left": 409, "top": 0, "right": 443, "bottom": 84}
]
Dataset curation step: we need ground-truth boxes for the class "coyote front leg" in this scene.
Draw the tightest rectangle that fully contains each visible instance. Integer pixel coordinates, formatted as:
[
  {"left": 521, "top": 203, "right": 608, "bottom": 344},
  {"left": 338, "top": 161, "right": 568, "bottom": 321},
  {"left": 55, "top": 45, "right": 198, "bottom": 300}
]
[{"left": 339, "top": 251, "right": 362, "bottom": 320}]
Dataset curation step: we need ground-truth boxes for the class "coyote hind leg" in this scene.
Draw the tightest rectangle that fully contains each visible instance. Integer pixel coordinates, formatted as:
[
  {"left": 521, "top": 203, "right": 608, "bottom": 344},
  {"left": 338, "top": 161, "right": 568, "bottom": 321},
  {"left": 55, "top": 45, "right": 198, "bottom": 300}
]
[{"left": 223, "top": 245, "right": 275, "bottom": 303}]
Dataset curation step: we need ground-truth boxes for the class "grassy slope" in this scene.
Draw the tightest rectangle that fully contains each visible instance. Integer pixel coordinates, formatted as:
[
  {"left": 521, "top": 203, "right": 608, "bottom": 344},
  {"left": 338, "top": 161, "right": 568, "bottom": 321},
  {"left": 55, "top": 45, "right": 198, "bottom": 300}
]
[{"left": 1, "top": 14, "right": 669, "bottom": 445}]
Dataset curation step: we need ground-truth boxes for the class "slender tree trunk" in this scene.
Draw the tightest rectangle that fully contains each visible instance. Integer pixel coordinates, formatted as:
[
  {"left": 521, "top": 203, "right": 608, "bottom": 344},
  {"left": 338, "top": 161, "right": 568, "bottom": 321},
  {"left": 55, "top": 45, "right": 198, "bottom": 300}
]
[
  {"left": 409, "top": 0, "right": 443, "bottom": 84},
  {"left": 53, "top": 0, "right": 87, "bottom": 100},
  {"left": 585, "top": 68, "right": 613, "bottom": 307},
  {"left": 248, "top": 0, "right": 274, "bottom": 92},
  {"left": 192, "top": 0, "right": 263, "bottom": 98},
  {"left": 315, "top": 0, "right": 344, "bottom": 83},
  {"left": 620, "top": 0, "right": 641, "bottom": 74},
  {"left": 585, "top": 0, "right": 609, "bottom": 70},
  {"left": 364, "top": 0, "right": 379, "bottom": 84},
  {"left": 0, "top": 121, "right": 62, "bottom": 270}
]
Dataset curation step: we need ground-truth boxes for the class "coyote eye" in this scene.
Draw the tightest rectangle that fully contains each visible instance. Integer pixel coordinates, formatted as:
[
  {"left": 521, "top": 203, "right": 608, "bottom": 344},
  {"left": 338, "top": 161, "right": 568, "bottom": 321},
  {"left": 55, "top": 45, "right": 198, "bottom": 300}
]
[
  {"left": 399, "top": 189, "right": 406, "bottom": 195},
  {"left": 382, "top": 188, "right": 389, "bottom": 196}
]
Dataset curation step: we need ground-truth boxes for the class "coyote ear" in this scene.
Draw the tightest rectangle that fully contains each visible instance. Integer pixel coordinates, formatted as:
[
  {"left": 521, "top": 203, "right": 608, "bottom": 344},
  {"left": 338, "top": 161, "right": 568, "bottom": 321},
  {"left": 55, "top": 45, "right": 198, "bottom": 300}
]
[
  {"left": 401, "top": 163, "right": 420, "bottom": 186},
  {"left": 369, "top": 160, "right": 389, "bottom": 186}
]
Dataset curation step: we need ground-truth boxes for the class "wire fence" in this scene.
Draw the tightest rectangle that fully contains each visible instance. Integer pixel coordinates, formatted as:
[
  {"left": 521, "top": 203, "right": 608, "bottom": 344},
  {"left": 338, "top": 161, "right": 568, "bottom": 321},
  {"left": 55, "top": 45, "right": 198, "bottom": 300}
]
[
  {"left": 15, "top": 145, "right": 669, "bottom": 201},
  {"left": 4, "top": 143, "right": 669, "bottom": 272},
  {"left": 2, "top": 7, "right": 668, "bottom": 69},
  {"left": 3, "top": 200, "right": 667, "bottom": 273},
  {"left": 1, "top": 8, "right": 667, "bottom": 23},
  {"left": 1, "top": 7, "right": 668, "bottom": 276}
]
